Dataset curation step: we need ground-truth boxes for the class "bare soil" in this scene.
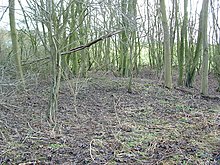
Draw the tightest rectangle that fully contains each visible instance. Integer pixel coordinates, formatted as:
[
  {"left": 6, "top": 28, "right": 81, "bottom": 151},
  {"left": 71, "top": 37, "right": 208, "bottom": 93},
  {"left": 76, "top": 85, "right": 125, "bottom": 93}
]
[{"left": 0, "top": 69, "right": 219, "bottom": 164}]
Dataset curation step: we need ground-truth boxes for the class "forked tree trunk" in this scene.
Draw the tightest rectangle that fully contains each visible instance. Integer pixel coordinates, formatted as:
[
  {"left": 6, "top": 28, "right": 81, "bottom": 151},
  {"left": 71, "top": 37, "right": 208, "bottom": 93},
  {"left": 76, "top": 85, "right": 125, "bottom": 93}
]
[
  {"left": 46, "top": 0, "right": 62, "bottom": 123},
  {"left": 185, "top": 3, "right": 204, "bottom": 87}
]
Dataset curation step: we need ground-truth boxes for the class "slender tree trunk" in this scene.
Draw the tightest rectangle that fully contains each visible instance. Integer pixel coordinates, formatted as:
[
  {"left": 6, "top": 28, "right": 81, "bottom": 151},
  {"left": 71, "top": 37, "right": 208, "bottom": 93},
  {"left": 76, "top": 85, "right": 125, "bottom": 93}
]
[
  {"left": 46, "top": 0, "right": 62, "bottom": 123},
  {"left": 210, "top": 0, "right": 220, "bottom": 92},
  {"left": 201, "top": 0, "right": 209, "bottom": 95},
  {"left": 9, "top": 0, "right": 25, "bottom": 87},
  {"left": 178, "top": 0, "right": 188, "bottom": 86},
  {"left": 48, "top": 34, "right": 61, "bottom": 123},
  {"left": 119, "top": 0, "right": 129, "bottom": 77},
  {"left": 160, "top": 0, "right": 172, "bottom": 89},
  {"left": 175, "top": 0, "right": 181, "bottom": 85},
  {"left": 185, "top": 4, "right": 203, "bottom": 87},
  {"left": 127, "top": 0, "right": 137, "bottom": 92},
  {"left": 170, "top": 0, "right": 176, "bottom": 62}
]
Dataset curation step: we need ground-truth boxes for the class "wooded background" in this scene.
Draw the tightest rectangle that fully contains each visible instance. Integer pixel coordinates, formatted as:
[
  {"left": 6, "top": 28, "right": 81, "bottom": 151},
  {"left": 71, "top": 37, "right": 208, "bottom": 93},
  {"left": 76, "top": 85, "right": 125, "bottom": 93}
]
[{"left": 0, "top": 0, "right": 219, "bottom": 122}]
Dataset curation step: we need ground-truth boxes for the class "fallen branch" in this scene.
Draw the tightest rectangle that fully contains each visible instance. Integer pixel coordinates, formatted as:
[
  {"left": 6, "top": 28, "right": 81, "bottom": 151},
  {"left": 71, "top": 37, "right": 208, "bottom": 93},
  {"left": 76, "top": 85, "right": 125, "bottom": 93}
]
[
  {"left": 174, "top": 86, "right": 194, "bottom": 95},
  {"left": 22, "top": 30, "right": 123, "bottom": 66},
  {"left": 0, "top": 102, "right": 20, "bottom": 110},
  {"left": 201, "top": 94, "right": 220, "bottom": 100}
]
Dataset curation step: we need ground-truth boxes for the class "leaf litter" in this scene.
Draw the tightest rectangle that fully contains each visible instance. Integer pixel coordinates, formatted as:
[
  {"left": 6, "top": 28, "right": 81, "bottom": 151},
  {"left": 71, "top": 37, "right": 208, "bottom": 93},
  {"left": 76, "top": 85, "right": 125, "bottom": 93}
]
[{"left": 0, "top": 70, "right": 219, "bottom": 164}]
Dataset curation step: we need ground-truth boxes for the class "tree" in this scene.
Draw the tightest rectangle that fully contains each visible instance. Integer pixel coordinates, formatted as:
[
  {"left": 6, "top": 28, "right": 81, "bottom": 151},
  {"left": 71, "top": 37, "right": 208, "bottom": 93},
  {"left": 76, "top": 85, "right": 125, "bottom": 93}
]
[
  {"left": 12, "top": 0, "right": 219, "bottom": 98},
  {"left": 201, "top": 0, "right": 209, "bottom": 95},
  {"left": 160, "top": 0, "right": 172, "bottom": 89},
  {"left": 45, "top": 0, "right": 62, "bottom": 123},
  {"left": 185, "top": 1, "right": 203, "bottom": 87},
  {"left": 127, "top": 0, "right": 137, "bottom": 93},
  {"left": 9, "top": 0, "right": 25, "bottom": 87},
  {"left": 119, "top": 0, "right": 129, "bottom": 77},
  {"left": 210, "top": 0, "right": 220, "bottom": 92},
  {"left": 178, "top": 0, "right": 188, "bottom": 86}
]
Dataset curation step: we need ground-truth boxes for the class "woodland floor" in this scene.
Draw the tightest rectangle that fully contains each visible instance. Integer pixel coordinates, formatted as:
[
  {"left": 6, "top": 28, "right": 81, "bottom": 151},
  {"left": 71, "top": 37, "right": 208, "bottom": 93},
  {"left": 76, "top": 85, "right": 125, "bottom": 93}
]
[{"left": 0, "top": 69, "right": 219, "bottom": 165}]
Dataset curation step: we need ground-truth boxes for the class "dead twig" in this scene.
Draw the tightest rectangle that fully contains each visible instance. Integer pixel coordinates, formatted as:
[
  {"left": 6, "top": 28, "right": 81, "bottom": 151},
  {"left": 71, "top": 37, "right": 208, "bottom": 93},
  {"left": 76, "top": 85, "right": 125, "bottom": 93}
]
[
  {"left": 174, "top": 86, "right": 194, "bottom": 95},
  {"left": 0, "top": 102, "right": 20, "bottom": 110},
  {"left": 201, "top": 94, "right": 220, "bottom": 100}
]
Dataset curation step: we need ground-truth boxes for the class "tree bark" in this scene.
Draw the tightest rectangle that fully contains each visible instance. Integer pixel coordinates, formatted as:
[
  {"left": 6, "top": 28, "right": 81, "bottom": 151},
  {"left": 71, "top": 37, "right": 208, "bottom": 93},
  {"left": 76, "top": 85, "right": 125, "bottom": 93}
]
[
  {"left": 9, "top": 0, "right": 25, "bottom": 87},
  {"left": 201, "top": 0, "right": 209, "bottom": 95},
  {"left": 160, "top": 0, "right": 172, "bottom": 89},
  {"left": 178, "top": 0, "right": 188, "bottom": 86}
]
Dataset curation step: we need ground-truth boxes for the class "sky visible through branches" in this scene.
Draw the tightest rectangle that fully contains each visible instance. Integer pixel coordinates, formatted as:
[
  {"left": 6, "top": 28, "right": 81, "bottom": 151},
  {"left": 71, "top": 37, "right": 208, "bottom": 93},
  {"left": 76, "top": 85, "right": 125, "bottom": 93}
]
[
  {"left": 0, "top": 0, "right": 219, "bottom": 44},
  {"left": 0, "top": 0, "right": 205, "bottom": 29}
]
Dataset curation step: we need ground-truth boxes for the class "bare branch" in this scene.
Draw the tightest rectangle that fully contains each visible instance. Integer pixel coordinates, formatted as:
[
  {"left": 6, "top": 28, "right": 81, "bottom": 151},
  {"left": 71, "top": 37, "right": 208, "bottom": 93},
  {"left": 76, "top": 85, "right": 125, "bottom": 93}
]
[
  {"left": 0, "top": 6, "right": 8, "bottom": 22},
  {"left": 22, "top": 30, "right": 123, "bottom": 66}
]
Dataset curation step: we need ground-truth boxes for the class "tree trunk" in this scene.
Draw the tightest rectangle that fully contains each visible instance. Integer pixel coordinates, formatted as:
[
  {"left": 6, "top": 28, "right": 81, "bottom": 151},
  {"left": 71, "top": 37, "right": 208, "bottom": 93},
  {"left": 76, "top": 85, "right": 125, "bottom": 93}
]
[
  {"left": 119, "top": 0, "right": 129, "bottom": 77},
  {"left": 160, "top": 0, "right": 172, "bottom": 89},
  {"left": 46, "top": 0, "right": 62, "bottom": 123},
  {"left": 201, "top": 0, "right": 209, "bottom": 95},
  {"left": 9, "top": 0, "right": 25, "bottom": 87},
  {"left": 178, "top": 0, "right": 188, "bottom": 86},
  {"left": 210, "top": 0, "right": 220, "bottom": 92},
  {"left": 185, "top": 4, "right": 204, "bottom": 87}
]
